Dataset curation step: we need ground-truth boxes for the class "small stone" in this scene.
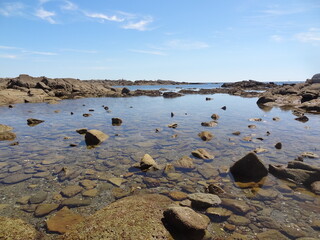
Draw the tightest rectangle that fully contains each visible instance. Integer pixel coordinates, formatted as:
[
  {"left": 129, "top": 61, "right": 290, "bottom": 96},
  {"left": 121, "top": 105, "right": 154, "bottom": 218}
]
[
  {"left": 254, "top": 147, "right": 268, "bottom": 154},
  {"left": 311, "top": 181, "right": 320, "bottom": 194},
  {"left": 168, "top": 191, "right": 188, "bottom": 201},
  {"left": 198, "top": 131, "right": 213, "bottom": 141},
  {"left": 82, "top": 188, "right": 98, "bottom": 197},
  {"left": 8, "top": 165, "right": 22, "bottom": 172},
  {"left": 221, "top": 198, "right": 251, "bottom": 215},
  {"left": 163, "top": 164, "right": 175, "bottom": 174},
  {"left": 174, "top": 156, "right": 195, "bottom": 170},
  {"left": 227, "top": 214, "right": 250, "bottom": 226},
  {"left": 60, "top": 198, "right": 91, "bottom": 208},
  {"left": 232, "top": 131, "right": 241, "bottom": 136},
  {"left": 1, "top": 174, "right": 31, "bottom": 184},
  {"left": 254, "top": 188, "right": 278, "bottom": 200},
  {"left": 273, "top": 117, "right": 280, "bottom": 121},
  {"left": 139, "top": 154, "right": 159, "bottom": 171},
  {"left": 108, "top": 177, "right": 126, "bottom": 187},
  {"left": 221, "top": 106, "right": 226, "bottom": 110},
  {"left": 29, "top": 191, "right": 48, "bottom": 204},
  {"left": 143, "top": 177, "right": 160, "bottom": 188},
  {"left": 248, "top": 125, "right": 256, "bottom": 129},
  {"left": 85, "top": 129, "right": 109, "bottom": 146},
  {"left": 168, "top": 123, "right": 178, "bottom": 128},
  {"left": 295, "top": 116, "right": 309, "bottom": 123},
  {"left": 211, "top": 114, "right": 219, "bottom": 120},
  {"left": 79, "top": 179, "right": 97, "bottom": 190},
  {"left": 27, "top": 118, "right": 44, "bottom": 126},
  {"left": 16, "top": 196, "right": 31, "bottom": 205},
  {"left": 206, "top": 184, "right": 226, "bottom": 196},
  {"left": 33, "top": 171, "right": 50, "bottom": 178},
  {"left": 76, "top": 128, "right": 87, "bottom": 134},
  {"left": 224, "top": 223, "right": 236, "bottom": 232},
  {"left": 188, "top": 193, "right": 221, "bottom": 208},
  {"left": 242, "top": 136, "right": 252, "bottom": 141},
  {"left": 275, "top": 142, "right": 282, "bottom": 149},
  {"left": 311, "top": 219, "right": 320, "bottom": 230},
  {"left": 46, "top": 207, "right": 85, "bottom": 234},
  {"left": 281, "top": 223, "right": 307, "bottom": 238},
  {"left": 83, "top": 113, "right": 91, "bottom": 117},
  {"left": 111, "top": 188, "right": 131, "bottom": 199},
  {"left": 112, "top": 118, "right": 122, "bottom": 126},
  {"left": 61, "top": 185, "right": 83, "bottom": 198},
  {"left": 201, "top": 121, "right": 217, "bottom": 127},
  {"left": 206, "top": 207, "right": 232, "bottom": 219},
  {"left": 192, "top": 149, "right": 214, "bottom": 160},
  {"left": 249, "top": 118, "right": 262, "bottom": 122},
  {"left": 301, "top": 152, "right": 319, "bottom": 159},
  {"left": 34, "top": 204, "right": 59, "bottom": 217}
]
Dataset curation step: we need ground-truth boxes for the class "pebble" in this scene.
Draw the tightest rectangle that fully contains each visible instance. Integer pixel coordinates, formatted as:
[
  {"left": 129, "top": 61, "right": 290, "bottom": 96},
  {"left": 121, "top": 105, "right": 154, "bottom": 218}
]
[
  {"left": 16, "top": 196, "right": 31, "bottom": 205},
  {"left": 108, "top": 177, "right": 126, "bottom": 187},
  {"left": 191, "top": 149, "right": 214, "bottom": 160},
  {"left": 221, "top": 198, "right": 251, "bottom": 215},
  {"left": 227, "top": 214, "right": 250, "bottom": 226},
  {"left": 112, "top": 188, "right": 131, "bottom": 199},
  {"left": 256, "top": 229, "right": 289, "bottom": 240},
  {"left": 206, "top": 207, "right": 232, "bottom": 219}
]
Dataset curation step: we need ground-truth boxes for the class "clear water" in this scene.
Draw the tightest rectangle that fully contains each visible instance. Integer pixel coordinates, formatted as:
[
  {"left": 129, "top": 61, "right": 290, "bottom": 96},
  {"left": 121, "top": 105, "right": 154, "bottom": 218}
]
[{"left": 0, "top": 93, "right": 319, "bottom": 238}]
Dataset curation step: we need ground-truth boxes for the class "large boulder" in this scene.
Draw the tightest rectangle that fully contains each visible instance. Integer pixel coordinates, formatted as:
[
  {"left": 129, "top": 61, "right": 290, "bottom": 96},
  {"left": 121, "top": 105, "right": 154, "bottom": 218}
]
[
  {"left": 309, "top": 73, "right": 320, "bottom": 84},
  {"left": 230, "top": 152, "right": 268, "bottom": 182},
  {"left": 62, "top": 194, "right": 173, "bottom": 239},
  {"left": 84, "top": 130, "right": 109, "bottom": 146}
]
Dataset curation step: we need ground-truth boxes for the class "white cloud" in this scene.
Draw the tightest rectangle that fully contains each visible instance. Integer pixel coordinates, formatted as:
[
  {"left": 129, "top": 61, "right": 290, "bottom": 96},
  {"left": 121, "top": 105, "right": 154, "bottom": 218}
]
[
  {"left": 122, "top": 17, "right": 153, "bottom": 31},
  {"left": 165, "top": 39, "right": 209, "bottom": 50},
  {"left": 22, "top": 50, "right": 57, "bottom": 55},
  {"left": 0, "top": 54, "right": 17, "bottom": 59},
  {"left": 35, "top": 7, "right": 56, "bottom": 24},
  {"left": 270, "top": 35, "right": 284, "bottom": 42},
  {"left": 61, "top": 1, "right": 78, "bottom": 11},
  {"left": 60, "top": 48, "right": 97, "bottom": 54},
  {"left": 0, "top": 45, "right": 21, "bottom": 50},
  {"left": 295, "top": 28, "right": 320, "bottom": 43},
  {"left": 84, "top": 12, "right": 124, "bottom": 22},
  {"left": 130, "top": 49, "right": 167, "bottom": 56},
  {"left": 0, "top": 2, "right": 25, "bottom": 16}
]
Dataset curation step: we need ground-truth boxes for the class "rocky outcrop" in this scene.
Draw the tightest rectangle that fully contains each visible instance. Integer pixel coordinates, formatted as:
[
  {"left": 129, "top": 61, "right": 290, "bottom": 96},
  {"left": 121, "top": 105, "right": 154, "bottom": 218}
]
[
  {"left": 221, "top": 80, "right": 275, "bottom": 89},
  {"left": 62, "top": 194, "right": 173, "bottom": 239},
  {"left": 230, "top": 152, "right": 268, "bottom": 182}
]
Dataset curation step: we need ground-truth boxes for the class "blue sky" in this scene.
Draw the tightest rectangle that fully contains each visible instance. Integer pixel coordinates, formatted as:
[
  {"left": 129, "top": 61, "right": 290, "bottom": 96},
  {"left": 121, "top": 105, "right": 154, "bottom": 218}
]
[{"left": 0, "top": 0, "right": 319, "bottom": 82}]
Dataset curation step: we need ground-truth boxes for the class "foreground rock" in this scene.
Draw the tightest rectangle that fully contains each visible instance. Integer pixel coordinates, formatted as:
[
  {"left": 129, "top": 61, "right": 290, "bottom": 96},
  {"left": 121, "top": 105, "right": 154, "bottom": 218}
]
[
  {"left": 134, "top": 153, "right": 159, "bottom": 171},
  {"left": 84, "top": 129, "right": 109, "bottom": 146},
  {"left": 0, "top": 124, "right": 16, "bottom": 141},
  {"left": 230, "top": 152, "right": 268, "bottom": 182},
  {"left": 62, "top": 194, "right": 173, "bottom": 239},
  {"left": 0, "top": 216, "right": 41, "bottom": 239}
]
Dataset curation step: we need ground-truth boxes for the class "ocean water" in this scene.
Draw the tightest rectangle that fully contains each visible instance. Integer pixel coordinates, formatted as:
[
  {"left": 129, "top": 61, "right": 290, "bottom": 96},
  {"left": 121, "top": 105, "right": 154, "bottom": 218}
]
[{"left": 0, "top": 92, "right": 319, "bottom": 238}]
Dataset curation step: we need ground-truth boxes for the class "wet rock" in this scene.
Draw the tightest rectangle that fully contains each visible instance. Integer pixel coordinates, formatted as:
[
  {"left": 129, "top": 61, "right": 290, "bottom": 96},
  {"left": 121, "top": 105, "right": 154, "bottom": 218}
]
[
  {"left": 1, "top": 174, "right": 32, "bottom": 184},
  {"left": 27, "top": 118, "right": 44, "bottom": 126},
  {"left": 275, "top": 142, "right": 282, "bottom": 149},
  {"left": 205, "top": 184, "right": 226, "bottom": 196},
  {"left": 254, "top": 188, "right": 278, "bottom": 200},
  {"left": 82, "top": 113, "right": 91, "bottom": 117},
  {"left": 163, "top": 206, "right": 210, "bottom": 233},
  {"left": 206, "top": 207, "right": 232, "bottom": 220},
  {"left": 192, "top": 149, "right": 214, "bottom": 160},
  {"left": 0, "top": 131, "right": 16, "bottom": 141},
  {"left": 9, "top": 141, "right": 19, "bottom": 146},
  {"left": 211, "top": 114, "right": 219, "bottom": 120},
  {"left": 311, "top": 219, "right": 320, "bottom": 230},
  {"left": 256, "top": 96, "right": 275, "bottom": 105},
  {"left": 143, "top": 177, "right": 160, "bottom": 188},
  {"left": 8, "top": 165, "right": 22, "bottom": 172},
  {"left": 198, "top": 131, "right": 213, "bottom": 141},
  {"left": 79, "top": 179, "right": 97, "bottom": 190},
  {"left": 168, "top": 123, "right": 178, "bottom": 128},
  {"left": 221, "top": 198, "right": 251, "bottom": 215},
  {"left": 232, "top": 131, "right": 241, "bottom": 136},
  {"left": 248, "top": 124, "right": 256, "bottom": 129},
  {"left": 273, "top": 117, "right": 280, "bottom": 121},
  {"left": 34, "top": 203, "right": 59, "bottom": 217},
  {"left": 112, "top": 118, "right": 122, "bottom": 126},
  {"left": 301, "top": 152, "right": 319, "bottom": 159},
  {"left": 256, "top": 229, "right": 290, "bottom": 240},
  {"left": 82, "top": 188, "right": 98, "bottom": 197},
  {"left": 60, "top": 198, "right": 91, "bottom": 208},
  {"left": 84, "top": 129, "right": 109, "bottom": 146},
  {"left": 201, "top": 121, "right": 217, "bottom": 127},
  {"left": 249, "top": 118, "right": 262, "bottom": 122},
  {"left": 61, "top": 185, "right": 83, "bottom": 198},
  {"left": 242, "top": 136, "right": 252, "bottom": 141},
  {"left": 171, "top": 112, "right": 174, "bottom": 117},
  {"left": 311, "top": 181, "right": 320, "bottom": 194},
  {"left": 20, "top": 204, "right": 37, "bottom": 213},
  {"left": 280, "top": 223, "right": 308, "bottom": 238},
  {"left": 295, "top": 116, "right": 309, "bottom": 123},
  {"left": 76, "top": 128, "right": 87, "bottom": 134},
  {"left": 197, "top": 164, "right": 219, "bottom": 179},
  {"left": 46, "top": 207, "right": 85, "bottom": 234},
  {"left": 57, "top": 167, "right": 81, "bottom": 182},
  {"left": 227, "top": 214, "right": 250, "bottom": 226},
  {"left": 230, "top": 152, "right": 268, "bottom": 182},
  {"left": 188, "top": 193, "right": 221, "bottom": 208},
  {"left": 0, "top": 216, "right": 40, "bottom": 240},
  {"left": 16, "top": 196, "right": 31, "bottom": 205},
  {"left": 163, "top": 92, "right": 183, "bottom": 98},
  {"left": 168, "top": 191, "right": 187, "bottom": 201},
  {"left": 137, "top": 153, "right": 159, "bottom": 171},
  {"left": 221, "top": 106, "right": 227, "bottom": 110},
  {"left": 174, "top": 156, "right": 195, "bottom": 170},
  {"left": 254, "top": 147, "right": 268, "bottom": 154},
  {"left": 256, "top": 216, "right": 279, "bottom": 229},
  {"left": 29, "top": 191, "right": 48, "bottom": 204},
  {"left": 108, "top": 177, "right": 126, "bottom": 187},
  {"left": 62, "top": 194, "right": 173, "bottom": 239},
  {"left": 223, "top": 223, "right": 236, "bottom": 232},
  {"left": 205, "top": 97, "right": 213, "bottom": 101}
]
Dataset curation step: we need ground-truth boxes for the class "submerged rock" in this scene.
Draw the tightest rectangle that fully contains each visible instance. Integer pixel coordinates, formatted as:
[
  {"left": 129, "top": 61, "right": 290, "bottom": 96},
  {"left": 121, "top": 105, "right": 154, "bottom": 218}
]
[
  {"left": 192, "top": 149, "right": 214, "bottom": 160},
  {"left": 230, "top": 152, "right": 268, "bottom": 182},
  {"left": 188, "top": 193, "right": 221, "bottom": 208},
  {"left": 0, "top": 216, "right": 41, "bottom": 239},
  {"left": 163, "top": 92, "right": 183, "bottom": 98},
  {"left": 27, "top": 118, "right": 44, "bottom": 126},
  {"left": 198, "top": 131, "right": 213, "bottom": 141},
  {"left": 0, "top": 124, "right": 16, "bottom": 141},
  {"left": 174, "top": 156, "right": 195, "bottom": 170},
  {"left": 1, "top": 174, "right": 32, "bottom": 184},
  {"left": 62, "top": 194, "right": 173, "bottom": 239},
  {"left": 84, "top": 129, "right": 109, "bottom": 146},
  {"left": 137, "top": 153, "right": 159, "bottom": 171}
]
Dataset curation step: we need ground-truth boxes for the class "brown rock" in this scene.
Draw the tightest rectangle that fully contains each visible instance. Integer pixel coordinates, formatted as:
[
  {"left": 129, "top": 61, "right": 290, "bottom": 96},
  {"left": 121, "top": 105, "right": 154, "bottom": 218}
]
[
  {"left": 192, "top": 149, "right": 214, "bottom": 160},
  {"left": 311, "top": 181, "right": 320, "bottom": 194},
  {"left": 174, "top": 156, "right": 195, "bottom": 170},
  {"left": 257, "top": 229, "right": 289, "bottom": 240},
  {"left": 112, "top": 118, "right": 122, "bottom": 126},
  {"left": 198, "top": 131, "right": 213, "bottom": 141},
  {"left": 34, "top": 204, "right": 59, "bottom": 217},
  {"left": 221, "top": 198, "right": 251, "bottom": 215},
  {"left": 79, "top": 179, "right": 97, "bottom": 190},
  {"left": 61, "top": 185, "right": 83, "bottom": 198},
  {"left": 84, "top": 129, "right": 109, "bottom": 146},
  {"left": 46, "top": 207, "right": 85, "bottom": 234},
  {"left": 168, "top": 191, "right": 188, "bottom": 201},
  {"left": 82, "top": 188, "right": 98, "bottom": 197}
]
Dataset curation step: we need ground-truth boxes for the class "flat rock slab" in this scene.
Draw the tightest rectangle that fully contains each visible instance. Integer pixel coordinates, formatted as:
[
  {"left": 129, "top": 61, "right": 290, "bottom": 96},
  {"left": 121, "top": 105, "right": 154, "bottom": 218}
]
[
  {"left": 256, "top": 229, "right": 289, "bottom": 240},
  {"left": 46, "top": 207, "right": 85, "bottom": 234},
  {"left": 61, "top": 194, "right": 173, "bottom": 240},
  {"left": 1, "top": 174, "right": 32, "bottom": 184},
  {"left": 221, "top": 198, "right": 251, "bottom": 215},
  {"left": 192, "top": 149, "right": 214, "bottom": 160},
  {"left": 0, "top": 216, "right": 40, "bottom": 240},
  {"left": 174, "top": 156, "right": 195, "bottom": 170},
  {"left": 60, "top": 198, "right": 91, "bottom": 208},
  {"left": 34, "top": 204, "right": 59, "bottom": 217},
  {"left": 29, "top": 191, "right": 48, "bottom": 204},
  {"left": 188, "top": 193, "right": 221, "bottom": 208},
  {"left": 164, "top": 206, "right": 210, "bottom": 232},
  {"left": 61, "top": 185, "right": 83, "bottom": 198}
]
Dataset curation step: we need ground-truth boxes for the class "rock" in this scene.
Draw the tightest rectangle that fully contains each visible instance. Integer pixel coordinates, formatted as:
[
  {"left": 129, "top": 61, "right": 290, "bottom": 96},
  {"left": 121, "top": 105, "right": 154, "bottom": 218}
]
[
  {"left": 76, "top": 128, "right": 87, "bottom": 134},
  {"left": 254, "top": 147, "right": 268, "bottom": 154},
  {"left": 163, "top": 206, "right": 210, "bottom": 233},
  {"left": 248, "top": 124, "right": 256, "bottom": 129},
  {"left": 82, "top": 188, "right": 98, "bottom": 197},
  {"left": 206, "top": 207, "right": 232, "bottom": 220},
  {"left": 232, "top": 131, "right": 241, "bottom": 136},
  {"left": 275, "top": 142, "right": 282, "bottom": 149},
  {"left": 61, "top": 185, "right": 83, "bottom": 198},
  {"left": 223, "top": 223, "right": 236, "bottom": 232},
  {"left": 121, "top": 87, "right": 130, "bottom": 94},
  {"left": 60, "top": 198, "right": 91, "bottom": 208},
  {"left": 201, "top": 121, "right": 217, "bottom": 127},
  {"left": 221, "top": 106, "right": 227, "bottom": 110},
  {"left": 46, "top": 207, "right": 85, "bottom": 234},
  {"left": 62, "top": 194, "right": 173, "bottom": 239},
  {"left": 221, "top": 198, "right": 251, "bottom": 215},
  {"left": 197, "top": 164, "right": 219, "bottom": 179},
  {"left": 112, "top": 118, "right": 122, "bottom": 126},
  {"left": 254, "top": 188, "right": 278, "bottom": 200},
  {"left": 79, "top": 179, "right": 97, "bottom": 190},
  {"left": 163, "top": 92, "right": 183, "bottom": 98},
  {"left": 211, "top": 114, "right": 219, "bottom": 120},
  {"left": 168, "top": 191, "right": 188, "bottom": 201},
  {"left": 34, "top": 204, "right": 59, "bottom": 217},
  {"left": 295, "top": 116, "right": 309, "bottom": 123},
  {"left": 111, "top": 188, "right": 130, "bottom": 199},
  {"left": 188, "top": 193, "right": 221, "bottom": 208},
  {"left": 1, "top": 174, "right": 32, "bottom": 184},
  {"left": 311, "top": 181, "right": 320, "bottom": 194},
  {"left": 27, "top": 118, "right": 44, "bottom": 126},
  {"left": 16, "top": 196, "right": 31, "bottom": 205},
  {"left": 82, "top": 113, "right": 91, "bottom": 117},
  {"left": 256, "top": 229, "right": 290, "bottom": 240},
  {"left": 0, "top": 124, "right": 13, "bottom": 132},
  {"left": 174, "top": 156, "right": 195, "bottom": 170},
  {"left": 0, "top": 216, "right": 40, "bottom": 240},
  {"left": 205, "top": 184, "right": 226, "bottom": 196},
  {"left": 273, "top": 117, "right": 280, "bottom": 121},
  {"left": 205, "top": 97, "right": 213, "bottom": 101},
  {"left": 311, "top": 219, "right": 320, "bottom": 230},
  {"left": 84, "top": 129, "right": 109, "bottom": 146},
  {"left": 108, "top": 177, "right": 125, "bottom": 187},
  {"left": 29, "top": 191, "right": 48, "bottom": 204},
  {"left": 192, "top": 149, "right": 214, "bottom": 160},
  {"left": 227, "top": 214, "right": 250, "bottom": 226},
  {"left": 256, "top": 96, "right": 275, "bottom": 105},
  {"left": 0, "top": 131, "right": 16, "bottom": 141},
  {"left": 280, "top": 223, "right": 307, "bottom": 238},
  {"left": 198, "top": 131, "right": 213, "bottom": 141},
  {"left": 168, "top": 123, "right": 178, "bottom": 128},
  {"left": 138, "top": 153, "right": 159, "bottom": 171},
  {"left": 301, "top": 152, "right": 319, "bottom": 158},
  {"left": 249, "top": 118, "right": 262, "bottom": 122},
  {"left": 230, "top": 152, "right": 268, "bottom": 182},
  {"left": 143, "top": 177, "right": 160, "bottom": 187}
]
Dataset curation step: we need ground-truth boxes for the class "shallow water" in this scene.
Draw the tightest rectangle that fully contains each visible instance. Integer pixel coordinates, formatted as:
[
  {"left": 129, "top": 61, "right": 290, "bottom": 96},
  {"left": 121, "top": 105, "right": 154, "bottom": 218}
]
[{"left": 0, "top": 93, "right": 319, "bottom": 239}]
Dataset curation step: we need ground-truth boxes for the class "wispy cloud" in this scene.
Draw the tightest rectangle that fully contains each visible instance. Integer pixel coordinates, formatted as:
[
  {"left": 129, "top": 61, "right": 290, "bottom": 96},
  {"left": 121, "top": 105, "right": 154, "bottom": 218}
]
[
  {"left": 0, "top": 45, "right": 21, "bottom": 50},
  {"left": 35, "top": 7, "right": 56, "bottom": 24},
  {"left": 61, "top": 0, "right": 77, "bottom": 11},
  {"left": 261, "top": 8, "right": 304, "bottom": 16},
  {"left": 60, "top": 48, "right": 97, "bottom": 54},
  {"left": 122, "top": 17, "right": 153, "bottom": 31},
  {"left": 294, "top": 28, "right": 320, "bottom": 43},
  {"left": 0, "top": 2, "right": 25, "bottom": 16},
  {"left": 0, "top": 54, "right": 17, "bottom": 59},
  {"left": 130, "top": 49, "right": 167, "bottom": 56},
  {"left": 84, "top": 12, "right": 124, "bottom": 22},
  {"left": 22, "top": 50, "right": 57, "bottom": 55},
  {"left": 165, "top": 39, "right": 209, "bottom": 50},
  {"left": 270, "top": 35, "right": 285, "bottom": 42}
]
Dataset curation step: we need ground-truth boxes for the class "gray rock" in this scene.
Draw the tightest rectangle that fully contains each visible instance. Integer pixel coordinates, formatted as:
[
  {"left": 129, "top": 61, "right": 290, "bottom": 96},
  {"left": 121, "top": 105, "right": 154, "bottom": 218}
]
[
  {"left": 1, "top": 174, "right": 32, "bottom": 184},
  {"left": 311, "top": 181, "right": 320, "bottom": 194},
  {"left": 29, "top": 191, "right": 48, "bottom": 204},
  {"left": 84, "top": 129, "right": 109, "bottom": 146},
  {"left": 257, "top": 229, "right": 290, "bottom": 240},
  {"left": 221, "top": 198, "right": 251, "bottom": 215},
  {"left": 188, "top": 193, "right": 221, "bottom": 208},
  {"left": 230, "top": 152, "right": 268, "bottom": 182},
  {"left": 173, "top": 156, "right": 195, "bottom": 170}
]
